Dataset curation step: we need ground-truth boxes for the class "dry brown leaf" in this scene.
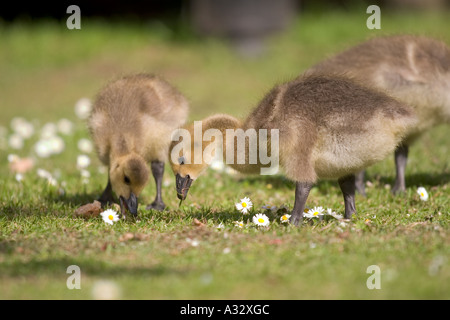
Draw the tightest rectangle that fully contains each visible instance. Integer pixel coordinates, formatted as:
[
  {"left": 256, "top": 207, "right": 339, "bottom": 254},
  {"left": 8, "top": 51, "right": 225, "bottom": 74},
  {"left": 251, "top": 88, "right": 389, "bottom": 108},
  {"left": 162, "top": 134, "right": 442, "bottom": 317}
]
[
  {"left": 119, "top": 232, "right": 135, "bottom": 242},
  {"left": 118, "top": 232, "right": 149, "bottom": 242},
  {"left": 192, "top": 218, "right": 205, "bottom": 227},
  {"left": 9, "top": 157, "right": 34, "bottom": 173},
  {"left": 74, "top": 200, "right": 102, "bottom": 218}
]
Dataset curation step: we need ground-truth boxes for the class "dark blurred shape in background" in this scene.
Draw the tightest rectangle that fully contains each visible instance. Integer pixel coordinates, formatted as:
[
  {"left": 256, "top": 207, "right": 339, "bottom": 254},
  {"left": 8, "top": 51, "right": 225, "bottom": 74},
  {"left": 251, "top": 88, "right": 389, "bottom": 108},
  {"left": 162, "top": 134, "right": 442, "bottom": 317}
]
[
  {"left": 1, "top": 0, "right": 448, "bottom": 57},
  {"left": 190, "top": 0, "right": 297, "bottom": 57}
]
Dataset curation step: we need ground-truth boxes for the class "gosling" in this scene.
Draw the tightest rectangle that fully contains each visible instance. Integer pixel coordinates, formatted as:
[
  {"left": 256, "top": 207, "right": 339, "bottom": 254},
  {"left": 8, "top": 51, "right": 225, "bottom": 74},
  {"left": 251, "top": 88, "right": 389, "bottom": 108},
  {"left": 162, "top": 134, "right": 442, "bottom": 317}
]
[
  {"left": 88, "top": 73, "right": 189, "bottom": 217},
  {"left": 168, "top": 75, "right": 417, "bottom": 225},
  {"left": 304, "top": 35, "right": 450, "bottom": 195}
]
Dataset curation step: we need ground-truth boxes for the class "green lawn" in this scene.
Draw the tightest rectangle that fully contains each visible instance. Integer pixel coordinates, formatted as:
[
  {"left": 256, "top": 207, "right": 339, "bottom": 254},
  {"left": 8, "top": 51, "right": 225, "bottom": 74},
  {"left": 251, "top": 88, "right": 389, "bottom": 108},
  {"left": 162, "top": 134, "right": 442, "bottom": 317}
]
[{"left": 0, "top": 10, "right": 449, "bottom": 300}]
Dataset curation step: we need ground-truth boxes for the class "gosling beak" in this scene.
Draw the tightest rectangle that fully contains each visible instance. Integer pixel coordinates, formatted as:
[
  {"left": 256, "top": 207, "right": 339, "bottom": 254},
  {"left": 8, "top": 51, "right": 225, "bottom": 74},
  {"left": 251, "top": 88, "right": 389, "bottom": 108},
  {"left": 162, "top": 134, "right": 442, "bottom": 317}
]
[
  {"left": 176, "top": 173, "right": 193, "bottom": 200},
  {"left": 119, "top": 192, "right": 138, "bottom": 216}
]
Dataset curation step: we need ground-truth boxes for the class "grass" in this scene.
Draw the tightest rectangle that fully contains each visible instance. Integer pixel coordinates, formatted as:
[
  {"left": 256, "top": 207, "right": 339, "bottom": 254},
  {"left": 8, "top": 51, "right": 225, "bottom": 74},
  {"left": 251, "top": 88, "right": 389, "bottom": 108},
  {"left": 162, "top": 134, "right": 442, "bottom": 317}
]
[{"left": 0, "top": 10, "right": 449, "bottom": 300}]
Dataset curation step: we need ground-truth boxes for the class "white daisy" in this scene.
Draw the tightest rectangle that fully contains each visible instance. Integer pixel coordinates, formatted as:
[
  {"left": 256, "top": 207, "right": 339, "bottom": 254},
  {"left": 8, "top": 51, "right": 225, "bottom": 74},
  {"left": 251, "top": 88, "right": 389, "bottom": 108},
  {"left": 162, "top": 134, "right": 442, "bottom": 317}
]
[
  {"left": 304, "top": 206, "right": 324, "bottom": 218},
  {"left": 34, "top": 139, "right": 52, "bottom": 158},
  {"left": 74, "top": 98, "right": 92, "bottom": 120},
  {"left": 235, "top": 197, "right": 252, "bottom": 214},
  {"left": 15, "top": 173, "right": 23, "bottom": 182},
  {"left": 77, "top": 138, "right": 93, "bottom": 153},
  {"left": 326, "top": 208, "right": 343, "bottom": 220},
  {"left": 57, "top": 118, "right": 74, "bottom": 135},
  {"left": 210, "top": 159, "right": 225, "bottom": 172},
  {"left": 417, "top": 187, "right": 428, "bottom": 201},
  {"left": 33, "top": 135, "right": 65, "bottom": 158},
  {"left": 48, "top": 136, "right": 65, "bottom": 154},
  {"left": 252, "top": 213, "right": 270, "bottom": 227},
  {"left": 37, "top": 168, "right": 52, "bottom": 179},
  {"left": 216, "top": 223, "right": 225, "bottom": 230},
  {"left": 8, "top": 133, "right": 24, "bottom": 150},
  {"left": 80, "top": 169, "right": 91, "bottom": 178},
  {"left": 100, "top": 209, "right": 119, "bottom": 225},
  {"left": 77, "top": 154, "right": 91, "bottom": 169},
  {"left": 40, "top": 122, "right": 57, "bottom": 139},
  {"left": 11, "top": 117, "right": 34, "bottom": 139},
  {"left": 280, "top": 214, "right": 291, "bottom": 223},
  {"left": 225, "top": 167, "right": 238, "bottom": 175},
  {"left": 91, "top": 280, "right": 122, "bottom": 300},
  {"left": 7, "top": 154, "right": 19, "bottom": 163},
  {"left": 234, "top": 221, "right": 244, "bottom": 228}
]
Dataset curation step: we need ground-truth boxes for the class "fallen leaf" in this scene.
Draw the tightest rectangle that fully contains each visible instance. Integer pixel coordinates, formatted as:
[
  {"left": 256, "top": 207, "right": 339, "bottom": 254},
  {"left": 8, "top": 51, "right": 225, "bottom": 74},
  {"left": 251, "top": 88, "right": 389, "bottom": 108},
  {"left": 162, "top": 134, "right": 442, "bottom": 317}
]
[
  {"left": 119, "top": 232, "right": 149, "bottom": 242},
  {"left": 119, "top": 233, "right": 135, "bottom": 242},
  {"left": 268, "top": 239, "right": 283, "bottom": 245},
  {"left": 74, "top": 200, "right": 102, "bottom": 218},
  {"left": 192, "top": 218, "right": 205, "bottom": 227},
  {"left": 9, "top": 157, "right": 34, "bottom": 173}
]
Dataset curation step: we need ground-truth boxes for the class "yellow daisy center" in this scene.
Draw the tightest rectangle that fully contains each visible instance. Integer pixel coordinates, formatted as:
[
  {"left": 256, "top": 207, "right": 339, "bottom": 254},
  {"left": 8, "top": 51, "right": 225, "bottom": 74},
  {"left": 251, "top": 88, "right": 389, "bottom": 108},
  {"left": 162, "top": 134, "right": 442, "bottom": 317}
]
[
  {"left": 108, "top": 215, "right": 114, "bottom": 220},
  {"left": 420, "top": 193, "right": 424, "bottom": 197},
  {"left": 258, "top": 218, "right": 265, "bottom": 223},
  {"left": 242, "top": 202, "right": 247, "bottom": 208},
  {"left": 313, "top": 211, "right": 319, "bottom": 216},
  {"left": 282, "top": 216, "right": 288, "bottom": 221}
]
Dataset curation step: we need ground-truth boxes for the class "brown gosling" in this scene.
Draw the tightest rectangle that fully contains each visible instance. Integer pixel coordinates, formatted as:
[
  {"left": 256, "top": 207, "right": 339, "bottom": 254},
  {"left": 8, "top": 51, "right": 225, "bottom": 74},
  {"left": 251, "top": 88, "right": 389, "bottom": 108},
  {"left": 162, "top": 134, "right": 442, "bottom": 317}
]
[
  {"left": 168, "top": 74, "right": 418, "bottom": 225},
  {"left": 88, "top": 73, "right": 189, "bottom": 217},
  {"left": 304, "top": 35, "right": 450, "bottom": 195}
]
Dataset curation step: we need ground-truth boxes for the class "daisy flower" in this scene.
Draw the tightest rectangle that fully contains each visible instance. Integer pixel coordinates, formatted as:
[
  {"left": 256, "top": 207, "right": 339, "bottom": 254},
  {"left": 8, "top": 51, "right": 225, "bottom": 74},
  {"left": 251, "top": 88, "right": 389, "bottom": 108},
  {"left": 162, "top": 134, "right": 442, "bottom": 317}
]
[
  {"left": 234, "top": 221, "right": 244, "bottom": 228},
  {"left": 304, "top": 206, "right": 324, "bottom": 218},
  {"left": 74, "top": 98, "right": 92, "bottom": 120},
  {"left": 48, "top": 136, "right": 65, "bottom": 154},
  {"left": 34, "top": 139, "right": 52, "bottom": 158},
  {"left": 101, "top": 209, "right": 119, "bottom": 225},
  {"left": 8, "top": 133, "right": 24, "bottom": 150},
  {"left": 280, "top": 214, "right": 291, "bottom": 223},
  {"left": 15, "top": 173, "right": 23, "bottom": 182},
  {"left": 235, "top": 197, "right": 252, "bottom": 214},
  {"left": 77, "top": 138, "right": 93, "bottom": 153},
  {"left": 210, "top": 159, "right": 225, "bottom": 172},
  {"left": 417, "top": 187, "right": 428, "bottom": 201},
  {"left": 11, "top": 117, "right": 34, "bottom": 139},
  {"left": 77, "top": 154, "right": 91, "bottom": 169},
  {"left": 216, "top": 223, "right": 225, "bottom": 230},
  {"left": 326, "top": 208, "right": 343, "bottom": 220},
  {"left": 34, "top": 136, "right": 65, "bottom": 157},
  {"left": 252, "top": 213, "right": 270, "bottom": 227},
  {"left": 37, "top": 168, "right": 52, "bottom": 180},
  {"left": 57, "top": 118, "right": 74, "bottom": 135},
  {"left": 40, "top": 122, "right": 57, "bottom": 139}
]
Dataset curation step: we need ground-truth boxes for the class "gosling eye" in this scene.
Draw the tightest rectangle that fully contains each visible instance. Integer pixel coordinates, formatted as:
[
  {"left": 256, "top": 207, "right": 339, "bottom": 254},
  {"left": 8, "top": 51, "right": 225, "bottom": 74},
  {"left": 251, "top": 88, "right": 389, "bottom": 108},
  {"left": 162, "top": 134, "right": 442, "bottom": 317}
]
[
  {"left": 178, "top": 156, "right": 185, "bottom": 165},
  {"left": 124, "top": 175, "right": 131, "bottom": 185}
]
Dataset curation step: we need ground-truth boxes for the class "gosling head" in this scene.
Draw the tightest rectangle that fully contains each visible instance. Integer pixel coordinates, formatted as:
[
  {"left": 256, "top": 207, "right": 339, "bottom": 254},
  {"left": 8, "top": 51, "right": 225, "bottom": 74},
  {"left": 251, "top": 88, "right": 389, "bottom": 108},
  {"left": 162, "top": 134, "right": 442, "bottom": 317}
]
[
  {"left": 110, "top": 154, "right": 149, "bottom": 216},
  {"left": 168, "top": 135, "right": 213, "bottom": 201}
]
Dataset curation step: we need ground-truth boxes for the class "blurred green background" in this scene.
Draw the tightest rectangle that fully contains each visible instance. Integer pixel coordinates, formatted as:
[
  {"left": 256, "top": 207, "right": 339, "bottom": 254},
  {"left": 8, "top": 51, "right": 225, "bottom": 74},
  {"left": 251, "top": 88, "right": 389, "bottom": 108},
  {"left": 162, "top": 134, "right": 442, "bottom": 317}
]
[{"left": 1, "top": 0, "right": 449, "bottom": 126}]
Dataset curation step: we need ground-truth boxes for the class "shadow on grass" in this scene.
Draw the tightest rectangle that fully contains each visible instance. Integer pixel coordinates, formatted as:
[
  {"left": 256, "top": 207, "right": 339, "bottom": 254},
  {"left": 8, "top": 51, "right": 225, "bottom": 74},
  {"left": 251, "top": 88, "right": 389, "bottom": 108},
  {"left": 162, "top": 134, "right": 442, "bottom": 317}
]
[
  {"left": 0, "top": 256, "right": 188, "bottom": 278},
  {"left": 235, "top": 174, "right": 294, "bottom": 189},
  {"left": 370, "top": 171, "right": 450, "bottom": 189}
]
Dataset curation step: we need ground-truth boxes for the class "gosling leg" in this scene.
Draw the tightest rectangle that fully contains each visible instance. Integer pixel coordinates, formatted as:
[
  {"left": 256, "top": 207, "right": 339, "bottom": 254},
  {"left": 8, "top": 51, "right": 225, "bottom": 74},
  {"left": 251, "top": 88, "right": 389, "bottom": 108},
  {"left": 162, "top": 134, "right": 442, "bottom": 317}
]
[
  {"left": 98, "top": 177, "right": 115, "bottom": 207},
  {"left": 146, "top": 160, "right": 166, "bottom": 211},
  {"left": 355, "top": 170, "right": 367, "bottom": 197},
  {"left": 392, "top": 144, "right": 409, "bottom": 195},
  {"left": 289, "top": 181, "right": 314, "bottom": 226},
  {"left": 338, "top": 174, "right": 357, "bottom": 219}
]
